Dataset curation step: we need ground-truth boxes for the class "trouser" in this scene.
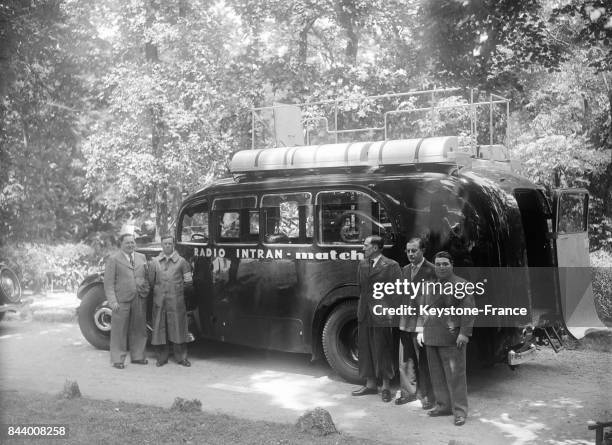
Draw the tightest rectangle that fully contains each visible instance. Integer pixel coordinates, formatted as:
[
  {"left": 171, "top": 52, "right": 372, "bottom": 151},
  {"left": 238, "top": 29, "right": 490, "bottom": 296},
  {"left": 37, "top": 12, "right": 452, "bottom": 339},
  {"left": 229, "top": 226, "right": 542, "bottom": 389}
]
[
  {"left": 426, "top": 344, "right": 468, "bottom": 417},
  {"left": 157, "top": 342, "right": 187, "bottom": 363},
  {"left": 358, "top": 324, "right": 394, "bottom": 381},
  {"left": 399, "top": 330, "right": 433, "bottom": 402},
  {"left": 110, "top": 297, "right": 147, "bottom": 364}
]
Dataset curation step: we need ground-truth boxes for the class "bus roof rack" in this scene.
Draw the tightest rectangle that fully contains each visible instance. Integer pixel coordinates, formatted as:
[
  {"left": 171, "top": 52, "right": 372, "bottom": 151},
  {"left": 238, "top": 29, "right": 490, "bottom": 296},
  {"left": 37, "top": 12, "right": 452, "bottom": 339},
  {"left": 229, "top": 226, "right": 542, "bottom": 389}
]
[{"left": 249, "top": 89, "right": 510, "bottom": 150}]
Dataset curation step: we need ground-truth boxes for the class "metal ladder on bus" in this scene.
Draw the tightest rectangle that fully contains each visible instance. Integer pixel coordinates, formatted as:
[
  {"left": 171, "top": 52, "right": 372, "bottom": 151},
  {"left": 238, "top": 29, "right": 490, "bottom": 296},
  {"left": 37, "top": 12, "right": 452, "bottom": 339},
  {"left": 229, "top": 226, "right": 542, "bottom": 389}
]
[{"left": 537, "top": 325, "right": 566, "bottom": 352}]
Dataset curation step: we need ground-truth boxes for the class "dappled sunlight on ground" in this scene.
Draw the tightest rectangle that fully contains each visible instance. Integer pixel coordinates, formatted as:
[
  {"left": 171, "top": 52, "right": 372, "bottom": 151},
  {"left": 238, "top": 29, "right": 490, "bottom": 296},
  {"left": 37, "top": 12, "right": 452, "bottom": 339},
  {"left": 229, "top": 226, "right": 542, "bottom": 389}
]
[
  {"left": 0, "top": 333, "right": 24, "bottom": 340},
  {"left": 480, "top": 412, "right": 548, "bottom": 445},
  {"left": 528, "top": 397, "right": 584, "bottom": 409},
  {"left": 341, "top": 409, "right": 368, "bottom": 419},
  {"left": 247, "top": 370, "right": 343, "bottom": 411},
  {"left": 544, "top": 440, "right": 593, "bottom": 445}
]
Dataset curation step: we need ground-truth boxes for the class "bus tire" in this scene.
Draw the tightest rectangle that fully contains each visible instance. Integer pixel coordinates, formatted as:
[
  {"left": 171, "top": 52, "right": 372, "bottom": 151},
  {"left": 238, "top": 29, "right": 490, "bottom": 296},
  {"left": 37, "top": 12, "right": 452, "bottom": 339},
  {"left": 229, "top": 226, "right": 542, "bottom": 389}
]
[
  {"left": 0, "top": 266, "right": 22, "bottom": 304},
  {"left": 78, "top": 285, "right": 111, "bottom": 350},
  {"left": 322, "top": 301, "right": 361, "bottom": 384}
]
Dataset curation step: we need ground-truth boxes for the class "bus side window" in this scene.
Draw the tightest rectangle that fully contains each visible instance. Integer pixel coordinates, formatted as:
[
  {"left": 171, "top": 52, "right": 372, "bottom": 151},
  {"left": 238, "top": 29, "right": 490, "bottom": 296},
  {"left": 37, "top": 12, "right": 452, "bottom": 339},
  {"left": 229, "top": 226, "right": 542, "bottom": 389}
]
[
  {"left": 220, "top": 212, "right": 240, "bottom": 239},
  {"left": 262, "top": 193, "right": 313, "bottom": 244},
  {"left": 180, "top": 202, "right": 209, "bottom": 243},
  {"left": 317, "top": 191, "right": 393, "bottom": 245},
  {"left": 213, "top": 196, "right": 258, "bottom": 243}
]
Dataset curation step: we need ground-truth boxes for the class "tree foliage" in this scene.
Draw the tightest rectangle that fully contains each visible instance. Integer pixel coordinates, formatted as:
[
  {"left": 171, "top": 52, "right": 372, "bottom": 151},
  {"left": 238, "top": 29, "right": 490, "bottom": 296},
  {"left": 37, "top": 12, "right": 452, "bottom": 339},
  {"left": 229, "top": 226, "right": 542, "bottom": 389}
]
[
  {"left": 0, "top": 0, "right": 89, "bottom": 242},
  {"left": 417, "top": 0, "right": 565, "bottom": 92},
  {"left": 0, "top": 0, "right": 610, "bottom": 248}
]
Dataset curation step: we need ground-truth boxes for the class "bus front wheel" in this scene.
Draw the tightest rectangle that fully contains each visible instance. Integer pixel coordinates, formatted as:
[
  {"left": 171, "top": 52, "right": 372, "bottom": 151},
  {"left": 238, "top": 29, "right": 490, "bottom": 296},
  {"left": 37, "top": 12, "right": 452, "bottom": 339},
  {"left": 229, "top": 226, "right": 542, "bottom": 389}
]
[
  {"left": 78, "top": 285, "right": 111, "bottom": 350},
  {"left": 322, "top": 301, "right": 361, "bottom": 384}
]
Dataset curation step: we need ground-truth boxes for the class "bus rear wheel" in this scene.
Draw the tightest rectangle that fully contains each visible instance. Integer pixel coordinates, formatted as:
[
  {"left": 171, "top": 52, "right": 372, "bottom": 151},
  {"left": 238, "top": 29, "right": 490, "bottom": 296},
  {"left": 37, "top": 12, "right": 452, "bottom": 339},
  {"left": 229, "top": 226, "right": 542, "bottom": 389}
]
[
  {"left": 78, "top": 285, "right": 111, "bottom": 350},
  {"left": 322, "top": 301, "right": 361, "bottom": 384}
]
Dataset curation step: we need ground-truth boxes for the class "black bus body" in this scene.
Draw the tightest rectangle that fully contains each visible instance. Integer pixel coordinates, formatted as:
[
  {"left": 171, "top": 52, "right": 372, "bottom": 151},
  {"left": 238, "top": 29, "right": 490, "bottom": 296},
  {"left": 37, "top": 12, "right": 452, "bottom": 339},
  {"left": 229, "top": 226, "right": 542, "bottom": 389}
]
[{"left": 77, "top": 135, "right": 597, "bottom": 382}]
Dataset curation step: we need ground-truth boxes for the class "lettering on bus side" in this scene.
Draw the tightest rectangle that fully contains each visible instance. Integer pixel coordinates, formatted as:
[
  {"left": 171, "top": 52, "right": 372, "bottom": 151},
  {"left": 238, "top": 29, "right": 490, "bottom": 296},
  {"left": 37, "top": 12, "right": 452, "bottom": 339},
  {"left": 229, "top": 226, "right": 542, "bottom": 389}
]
[{"left": 193, "top": 247, "right": 364, "bottom": 261}]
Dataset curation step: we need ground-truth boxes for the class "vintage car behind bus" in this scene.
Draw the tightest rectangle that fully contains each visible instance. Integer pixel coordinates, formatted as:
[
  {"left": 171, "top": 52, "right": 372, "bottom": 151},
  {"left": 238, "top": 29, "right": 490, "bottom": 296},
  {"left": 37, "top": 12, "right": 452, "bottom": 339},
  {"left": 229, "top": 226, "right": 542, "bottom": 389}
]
[{"left": 76, "top": 91, "right": 601, "bottom": 382}]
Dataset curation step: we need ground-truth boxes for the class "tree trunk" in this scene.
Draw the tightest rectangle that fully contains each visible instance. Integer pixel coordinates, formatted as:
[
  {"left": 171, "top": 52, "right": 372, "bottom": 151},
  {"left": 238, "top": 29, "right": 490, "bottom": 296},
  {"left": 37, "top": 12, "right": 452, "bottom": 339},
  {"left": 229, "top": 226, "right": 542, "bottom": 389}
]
[
  {"left": 155, "top": 185, "right": 169, "bottom": 238},
  {"left": 605, "top": 89, "right": 612, "bottom": 216},
  {"left": 334, "top": 0, "right": 359, "bottom": 65},
  {"left": 608, "top": 89, "right": 612, "bottom": 149},
  {"left": 150, "top": 103, "right": 167, "bottom": 239},
  {"left": 298, "top": 26, "right": 308, "bottom": 63},
  {"left": 146, "top": 0, "right": 168, "bottom": 239}
]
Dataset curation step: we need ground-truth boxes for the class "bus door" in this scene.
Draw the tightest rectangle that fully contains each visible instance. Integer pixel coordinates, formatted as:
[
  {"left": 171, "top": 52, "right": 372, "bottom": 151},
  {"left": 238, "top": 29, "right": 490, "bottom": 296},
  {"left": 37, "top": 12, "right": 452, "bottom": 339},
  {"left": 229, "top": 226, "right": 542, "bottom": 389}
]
[
  {"left": 257, "top": 192, "right": 314, "bottom": 352},
  {"left": 553, "top": 189, "right": 604, "bottom": 338},
  {"left": 210, "top": 195, "right": 260, "bottom": 345},
  {"left": 177, "top": 199, "right": 212, "bottom": 338}
]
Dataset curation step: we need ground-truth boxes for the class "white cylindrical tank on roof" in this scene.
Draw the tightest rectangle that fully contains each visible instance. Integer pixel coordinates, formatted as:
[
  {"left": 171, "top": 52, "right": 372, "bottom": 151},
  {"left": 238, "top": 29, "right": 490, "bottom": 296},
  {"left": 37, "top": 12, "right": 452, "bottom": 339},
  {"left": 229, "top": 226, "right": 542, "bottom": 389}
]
[{"left": 229, "top": 136, "right": 460, "bottom": 173}]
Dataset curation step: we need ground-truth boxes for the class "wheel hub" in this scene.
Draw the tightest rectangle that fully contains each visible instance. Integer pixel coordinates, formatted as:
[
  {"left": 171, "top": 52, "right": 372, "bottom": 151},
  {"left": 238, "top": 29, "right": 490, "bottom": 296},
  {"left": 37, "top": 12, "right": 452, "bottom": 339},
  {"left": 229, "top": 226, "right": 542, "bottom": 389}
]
[{"left": 93, "top": 306, "right": 112, "bottom": 332}]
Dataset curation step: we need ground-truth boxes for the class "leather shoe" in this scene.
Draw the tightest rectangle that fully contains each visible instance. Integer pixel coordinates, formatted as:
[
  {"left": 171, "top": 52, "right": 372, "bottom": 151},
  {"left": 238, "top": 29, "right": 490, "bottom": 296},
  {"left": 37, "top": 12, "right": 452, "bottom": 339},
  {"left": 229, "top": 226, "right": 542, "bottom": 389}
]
[
  {"left": 381, "top": 389, "right": 392, "bottom": 403},
  {"left": 131, "top": 359, "right": 148, "bottom": 365},
  {"left": 156, "top": 360, "right": 168, "bottom": 367},
  {"left": 395, "top": 394, "right": 417, "bottom": 405},
  {"left": 112, "top": 363, "right": 124, "bottom": 369},
  {"left": 454, "top": 416, "right": 466, "bottom": 426},
  {"left": 428, "top": 409, "right": 453, "bottom": 417},
  {"left": 351, "top": 386, "right": 377, "bottom": 396},
  {"left": 177, "top": 359, "right": 191, "bottom": 367}
]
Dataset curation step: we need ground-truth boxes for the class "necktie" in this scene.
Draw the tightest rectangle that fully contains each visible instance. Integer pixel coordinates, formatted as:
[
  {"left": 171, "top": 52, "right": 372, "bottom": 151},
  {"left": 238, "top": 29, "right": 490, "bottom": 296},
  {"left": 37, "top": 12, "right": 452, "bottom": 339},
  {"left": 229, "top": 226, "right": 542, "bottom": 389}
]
[
  {"left": 411, "top": 265, "right": 417, "bottom": 280},
  {"left": 130, "top": 254, "right": 134, "bottom": 268}
]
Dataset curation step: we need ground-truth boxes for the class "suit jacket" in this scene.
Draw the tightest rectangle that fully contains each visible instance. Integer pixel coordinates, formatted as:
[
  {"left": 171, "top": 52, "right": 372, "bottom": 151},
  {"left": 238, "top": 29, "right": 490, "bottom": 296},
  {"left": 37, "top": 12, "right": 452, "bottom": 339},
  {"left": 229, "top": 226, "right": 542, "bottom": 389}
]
[
  {"left": 103, "top": 250, "right": 149, "bottom": 305},
  {"left": 399, "top": 259, "right": 436, "bottom": 332},
  {"left": 357, "top": 254, "right": 402, "bottom": 323},
  {"left": 422, "top": 273, "right": 476, "bottom": 346}
]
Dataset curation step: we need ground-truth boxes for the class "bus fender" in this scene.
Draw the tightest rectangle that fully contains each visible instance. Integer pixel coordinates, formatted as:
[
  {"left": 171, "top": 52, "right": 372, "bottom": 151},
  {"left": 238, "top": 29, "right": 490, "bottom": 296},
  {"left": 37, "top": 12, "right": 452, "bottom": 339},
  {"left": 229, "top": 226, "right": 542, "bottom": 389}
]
[{"left": 76, "top": 273, "right": 104, "bottom": 300}]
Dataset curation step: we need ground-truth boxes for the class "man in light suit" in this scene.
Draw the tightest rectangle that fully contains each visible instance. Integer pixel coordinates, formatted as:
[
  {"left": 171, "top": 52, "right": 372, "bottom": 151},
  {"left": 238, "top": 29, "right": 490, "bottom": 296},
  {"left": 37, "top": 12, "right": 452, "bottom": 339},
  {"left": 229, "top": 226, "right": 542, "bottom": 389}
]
[
  {"left": 424, "top": 251, "right": 475, "bottom": 426},
  {"left": 104, "top": 233, "right": 150, "bottom": 369},
  {"left": 351, "top": 235, "right": 401, "bottom": 403},
  {"left": 396, "top": 238, "right": 436, "bottom": 408}
]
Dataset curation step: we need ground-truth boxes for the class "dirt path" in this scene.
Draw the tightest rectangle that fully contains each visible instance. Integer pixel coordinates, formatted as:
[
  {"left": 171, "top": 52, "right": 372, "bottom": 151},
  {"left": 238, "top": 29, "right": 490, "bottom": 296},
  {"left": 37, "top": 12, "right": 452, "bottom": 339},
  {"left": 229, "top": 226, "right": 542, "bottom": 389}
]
[{"left": 0, "top": 319, "right": 610, "bottom": 445}]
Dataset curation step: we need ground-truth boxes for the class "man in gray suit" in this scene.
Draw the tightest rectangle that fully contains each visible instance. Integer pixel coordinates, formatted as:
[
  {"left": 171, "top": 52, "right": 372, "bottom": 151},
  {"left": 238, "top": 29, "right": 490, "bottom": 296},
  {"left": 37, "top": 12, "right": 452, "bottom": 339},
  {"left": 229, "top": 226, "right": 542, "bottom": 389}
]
[
  {"left": 396, "top": 238, "right": 435, "bottom": 408},
  {"left": 351, "top": 235, "right": 401, "bottom": 403},
  {"left": 424, "top": 251, "right": 475, "bottom": 426},
  {"left": 104, "top": 233, "right": 150, "bottom": 369}
]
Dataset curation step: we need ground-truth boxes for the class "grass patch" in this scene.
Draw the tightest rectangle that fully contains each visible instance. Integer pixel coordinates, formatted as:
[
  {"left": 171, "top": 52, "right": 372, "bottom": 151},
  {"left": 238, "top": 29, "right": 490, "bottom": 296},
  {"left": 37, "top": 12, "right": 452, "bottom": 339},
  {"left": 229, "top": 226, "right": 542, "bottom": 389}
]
[{"left": 0, "top": 391, "right": 382, "bottom": 445}]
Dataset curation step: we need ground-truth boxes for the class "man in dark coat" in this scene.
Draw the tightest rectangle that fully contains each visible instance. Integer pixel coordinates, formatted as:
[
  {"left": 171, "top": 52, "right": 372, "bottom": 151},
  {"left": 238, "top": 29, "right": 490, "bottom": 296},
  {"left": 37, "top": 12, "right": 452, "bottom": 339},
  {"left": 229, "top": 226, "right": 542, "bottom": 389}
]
[
  {"left": 351, "top": 235, "right": 401, "bottom": 403},
  {"left": 149, "top": 235, "right": 193, "bottom": 367},
  {"left": 396, "top": 238, "right": 436, "bottom": 408},
  {"left": 104, "top": 233, "right": 150, "bottom": 369},
  {"left": 424, "top": 251, "right": 476, "bottom": 426}
]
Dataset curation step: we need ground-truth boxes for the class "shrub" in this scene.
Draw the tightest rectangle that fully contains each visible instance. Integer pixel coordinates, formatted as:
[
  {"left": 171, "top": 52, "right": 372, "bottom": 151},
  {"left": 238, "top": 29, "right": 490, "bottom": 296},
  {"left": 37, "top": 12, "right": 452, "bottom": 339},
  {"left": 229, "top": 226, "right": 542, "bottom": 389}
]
[
  {"left": 0, "top": 242, "right": 98, "bottom": 292},
  {"left": 59, "top": 380, "right": 81, "bottom": 399},
  {"left": 170, "top": 397, "right": 201, "bottom": 412},
  {"left": 590, "top": 216, "right": 612, "bottom": 252},
  {"left": 591, "top": 250, "right": 612, "bottom": 325}
]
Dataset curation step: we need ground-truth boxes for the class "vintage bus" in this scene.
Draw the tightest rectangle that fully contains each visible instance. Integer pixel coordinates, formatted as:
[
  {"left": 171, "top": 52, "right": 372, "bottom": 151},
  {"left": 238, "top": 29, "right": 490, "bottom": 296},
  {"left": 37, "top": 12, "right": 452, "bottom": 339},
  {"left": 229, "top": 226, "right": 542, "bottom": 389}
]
[{"left": 76, "top": 91, "right": 602, "bottom": 382}]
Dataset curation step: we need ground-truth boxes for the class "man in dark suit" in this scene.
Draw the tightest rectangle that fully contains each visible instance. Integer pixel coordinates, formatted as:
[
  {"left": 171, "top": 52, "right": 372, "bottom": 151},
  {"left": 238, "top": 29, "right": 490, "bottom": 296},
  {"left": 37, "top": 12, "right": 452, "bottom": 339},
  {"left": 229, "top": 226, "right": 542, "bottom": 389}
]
[
  {"left": 424, "top": 251, "right": 476, "bottom": 426},
  {"left": 396, "top": 238, "right": 436, "bottom": 408},
  {"left": 351, "top": 235, "right": 401, "bottom": 403},
  {"left": 104, "top": 233, "right": 150, "bottom": 369}
]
